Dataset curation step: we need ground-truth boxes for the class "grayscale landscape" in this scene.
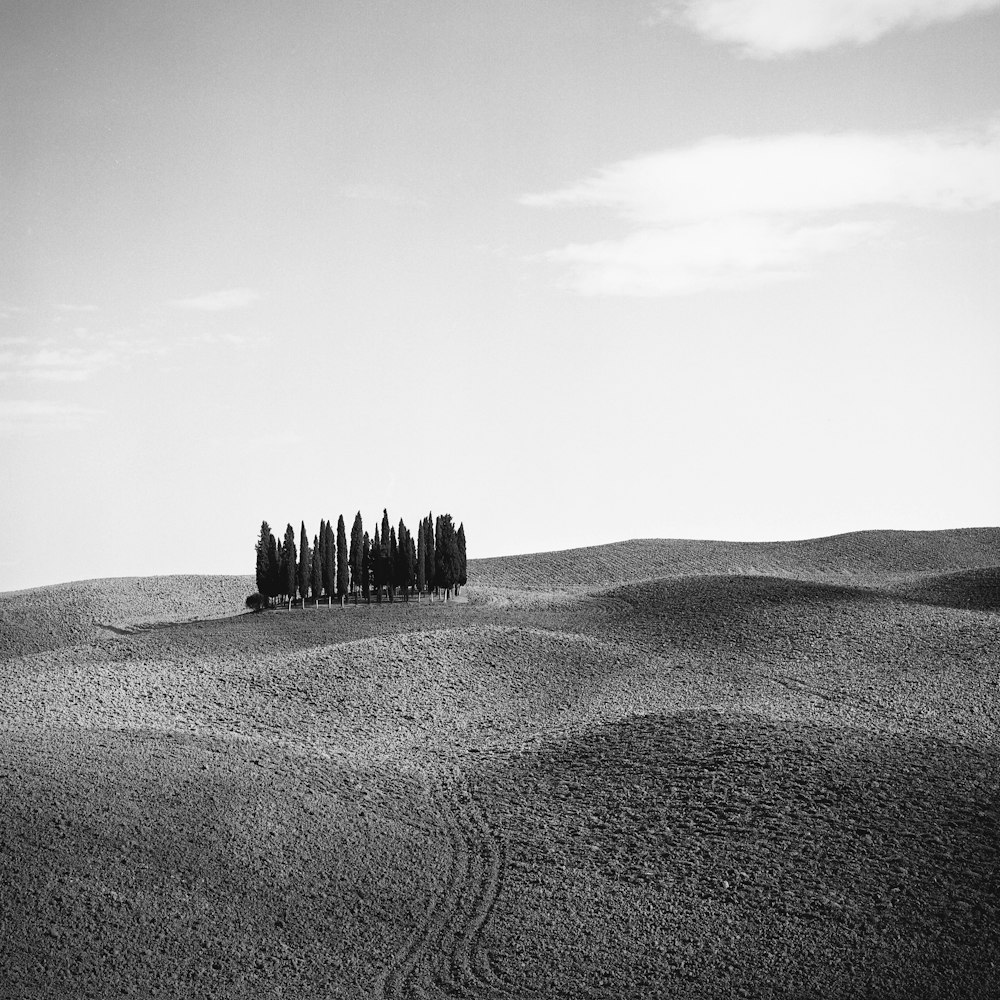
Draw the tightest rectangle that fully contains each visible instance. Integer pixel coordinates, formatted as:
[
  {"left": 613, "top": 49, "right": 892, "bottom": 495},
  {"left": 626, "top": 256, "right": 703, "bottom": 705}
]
[
  {"left": 1, "top": 528, "right": 997, "bottom": 998},
  {"left": 3, "top": 2, "right": 999, "bottom": 996}
]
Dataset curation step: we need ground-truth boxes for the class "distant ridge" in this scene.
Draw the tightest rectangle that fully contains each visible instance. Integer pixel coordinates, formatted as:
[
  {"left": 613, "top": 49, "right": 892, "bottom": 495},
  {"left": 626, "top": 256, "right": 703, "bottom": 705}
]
[
  {"left": 470, "top": 528, "right": 1000, "bottom": 592},
  {"left": 2, "top": 528, "right": 997, "bottom": 660}
]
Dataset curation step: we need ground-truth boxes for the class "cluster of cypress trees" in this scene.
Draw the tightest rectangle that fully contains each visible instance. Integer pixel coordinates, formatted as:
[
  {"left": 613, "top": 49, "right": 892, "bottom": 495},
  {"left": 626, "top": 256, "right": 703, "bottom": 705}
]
[{"left": 253, "top": 510, "right": 466, "bottom": 609}]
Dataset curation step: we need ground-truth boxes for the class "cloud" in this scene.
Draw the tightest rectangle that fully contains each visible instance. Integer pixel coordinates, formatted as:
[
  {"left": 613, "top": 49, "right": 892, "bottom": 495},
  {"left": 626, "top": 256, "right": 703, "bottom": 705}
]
[
  {"left": 170, "top": 288, "right": 261, "bottom": 312},
  {"left": 0, "top": 399, "right": 102, "bottom": 433},
  {"left": 0, "top": 344, "right": 119, "bottom": 382},
  {"left": 540, "top": 218, "right": 883, "bottom": 296},
  {"left": 0, "top": 302, "right": 29, "bottom": 321},
  {"left": 521, "top": 129, "right": 1000, "bottom": 222},
  {"left": 663, "top": 0, "right": 1000, "bottom": 56},
  {"left": 338, "top": 183, "right": 427, "bottom": 207},
  {"left": 521, "top": 126, "right": 1000, "bottom": 295},
  {"left": 53, "top": 303, "right": 99, "bottom": 313}
]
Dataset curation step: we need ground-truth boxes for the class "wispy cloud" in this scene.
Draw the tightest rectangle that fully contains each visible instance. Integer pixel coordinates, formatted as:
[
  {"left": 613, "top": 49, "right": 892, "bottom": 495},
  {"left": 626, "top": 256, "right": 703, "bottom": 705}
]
[
  {"left": 539, "top": 219, "right": 883, "bottom": 296},
  {"left": 0, "top": 302, "right": 29, "bottom": 321},
  {"left": 53, "top": 303, "right": 99, "bottom": 313},
  {"left": 521, "top": 126, "right": 1000, "bottom": 295},
  {"left": 170, "top": 287, "right": 261, "bottom": 312},
  {"left": 16, "top": 346, "right": 118, "bottom": 382},
  {"left": 662, "top": 0, "right": 1000, "bottom": 57},
  {"left": 522, "top": 130, "right": 1000, "bottom": 222},
  {"left": 338, "top": 182, "right": 427, "bottom": 207},
  {"left": 0, "top": 399, "right": 102, "bottom": 433}
]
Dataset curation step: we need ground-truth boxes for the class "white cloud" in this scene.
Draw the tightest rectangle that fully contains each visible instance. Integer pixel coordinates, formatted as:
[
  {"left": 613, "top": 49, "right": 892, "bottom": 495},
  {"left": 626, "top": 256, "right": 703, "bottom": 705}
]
[
  {"left": 53, "top": 303, "right": 99, "bottom": 313},
  {"left": 521, "top": 129, "right": 1000, "bottom": 223},
  {"left": 170, "top": 288, "right": 261, "bottom": 312},
  {"left": 521, "top": 126, "right": 1000, "bottom": 295},
  {"left": 664, "top": 0, "right": 1000, "bottom": 56},
  {"left": 541, "top": 218, "right": 882, "bottom": 296},
  {"left": 338, "top": 183, "right": 427, "bottom": 207},
  {"left": 0, "top": 344, "right": 118, "bottom": 382},
  {"left": 0, "top": 399, "right": 101, "bottom": 433}
]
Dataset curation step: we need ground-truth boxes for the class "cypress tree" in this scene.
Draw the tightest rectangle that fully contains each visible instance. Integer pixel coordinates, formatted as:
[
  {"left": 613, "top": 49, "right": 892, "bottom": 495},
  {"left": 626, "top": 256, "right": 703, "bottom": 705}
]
[
  {"left": 416, "top": 520, "right": 426, "bottom": 597},
  {"left": 283, "top": 523, "right": 296, "bottom": 608},
  {"left": 298, "top": 521, "right": 310, "bottom": 607},
  {"left": 395, "top": 521, "right": 408, "bottom": 602},
  {"left": 427, "top": 512, "right": 435, "bottom": 598},
  {"left": 380, "top": 509, "right": 391, "bottom": 601},
  {"left": 372, "top": 525, "right": 382, "bottom": 603},
  {"left": 267, "top": 533, "right": 279, "bottom": 604},
  {"left": 435, "top": 514, "right": 460, "bottom": 598},
  {"left": 255, "top": 521, "right": 271, "bottom": 608},
  {"left": 407, "top": 532, "right": 417, "bottom": 602},
  {"left": 434, "top": 515, "right": 442, "bottom": 596},
  {"left": 324, "top": 519, "right": 336, "bottom": 606},
  {"left": 456, "top": 522, "right": 467, "bottom": 595},
  {"left": 350, "top": 512, "right": 363, "bottom": 603},
  {"left": 311, "top": 534, "right": 322, "bottom": 607},
  {"left": 318, "top": 518, "right": 329, "bottom": 597},
  {"left": 361, "top": 531, "right": 371, "bottom": 603},
  {"left": 276, "top": 538, "right": 285, "bottom": 604},
  {"left": 388, "top": 527, "right": 398, "bottom": 603},
  {"left": 337, "top": 514, "right": 350, "bottom": 606}
]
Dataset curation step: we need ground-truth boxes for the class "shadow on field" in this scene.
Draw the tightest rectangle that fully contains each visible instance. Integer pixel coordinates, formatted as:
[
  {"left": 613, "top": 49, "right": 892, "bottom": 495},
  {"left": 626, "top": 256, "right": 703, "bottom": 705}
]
[
  {"left": 476, "top": 710, "right": 1000, "bottom": 999},
  {"left": 891, "top": 568, "right": 1000, "bottom": 612}
]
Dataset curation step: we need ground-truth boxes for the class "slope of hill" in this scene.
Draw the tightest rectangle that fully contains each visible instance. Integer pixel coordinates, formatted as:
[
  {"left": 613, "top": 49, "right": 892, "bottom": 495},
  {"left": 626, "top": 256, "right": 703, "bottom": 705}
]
[
  {"left": 471, "top": 527, "right": 1000, "bottom": 592},
  {"left": 0, "top": 529, "right": 997, "bottom": 998},
  {"left": 0, "top": 574, "right": 253, "bottom": 660}
]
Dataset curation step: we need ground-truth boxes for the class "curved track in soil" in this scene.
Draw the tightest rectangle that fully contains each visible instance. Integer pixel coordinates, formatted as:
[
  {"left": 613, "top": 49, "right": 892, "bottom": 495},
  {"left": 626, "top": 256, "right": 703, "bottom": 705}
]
[{"left": 371, "top": 769, "right": 513, "bottom": 999}]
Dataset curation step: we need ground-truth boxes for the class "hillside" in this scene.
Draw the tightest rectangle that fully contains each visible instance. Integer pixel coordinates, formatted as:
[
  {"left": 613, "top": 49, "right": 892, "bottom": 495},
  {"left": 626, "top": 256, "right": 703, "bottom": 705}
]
[
  {"left": 0, "top": 529, "right": 997, "bottom": 998},
  {"left": 471, "top": 527, "right": 1000, "bottom": 592}
]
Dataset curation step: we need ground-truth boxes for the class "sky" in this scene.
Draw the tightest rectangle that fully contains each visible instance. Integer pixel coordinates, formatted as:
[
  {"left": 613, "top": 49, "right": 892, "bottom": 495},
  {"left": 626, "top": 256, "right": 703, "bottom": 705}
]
[{"left": 1, "top": 0, "right": 998, "bottom": 592}]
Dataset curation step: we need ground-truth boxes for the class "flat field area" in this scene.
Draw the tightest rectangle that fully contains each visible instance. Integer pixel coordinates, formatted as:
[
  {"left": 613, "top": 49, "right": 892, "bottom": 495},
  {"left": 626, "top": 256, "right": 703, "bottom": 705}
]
[{"left": 1, "top": 529, "right": 998, "bottom": 998}]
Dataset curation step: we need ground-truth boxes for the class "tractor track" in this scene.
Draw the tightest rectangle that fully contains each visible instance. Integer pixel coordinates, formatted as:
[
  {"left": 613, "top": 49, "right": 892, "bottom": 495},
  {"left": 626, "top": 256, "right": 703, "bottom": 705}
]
[{"left": 370, "top": 767, "right": 514, "bottom": 999}]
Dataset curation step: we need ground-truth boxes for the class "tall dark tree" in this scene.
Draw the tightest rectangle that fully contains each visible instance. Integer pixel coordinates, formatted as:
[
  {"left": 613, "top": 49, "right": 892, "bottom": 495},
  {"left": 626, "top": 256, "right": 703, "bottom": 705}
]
[
  {"left": 350, "top": 512, "right": 363, "bottom": 603},
  {"left": 416, "top": 520, "right": 426, "bottom": 597},
  {"left": 395, "top": 520, "right": 408, "bottom": 602},
  {"left": 380, "top": 509, "right": 391, "bottom": 601},
  {"left": 435, "top": 514, "right": 460, "bottom": 598},
  {"left": 311, "top": 534, "right": 322, "bottom": 606},
  {"left": 372, "top": 525, "right": 382, "bottom": 603},
  {"left": 434, "top": 515, "right": 442, "bottom": 597},
  {"left": 337, "top": 514, "right": 350, "bottom": 606},
  {"left": 255, "top": 521, "right": 272, "bottom": 608},
  {"left": 361, "top": 531, "right": 371, "bottom": 604},
  {"left": 407, "top": 532, "right": 417, "bottom": 602},
  {"left": 456, "top": 522, "right": 467, "bottom": 595},
  {"left": 276, "top": 538, "right": 285, "bottom": 604},
  {"left": 318, "top": 519, "right": 329, "bottom": 597},
  {"left": 324, "top": 519, "right": 336, "bottom": 606},
  {"left": 283, "top": 523, "right": 297, "bottom": 608},
  {"left": 298, "top": 521, "right": 310, "bottom": 607},
  {"left": 267, "top": 533, "right": 280, "bottom": 604},
  {"left": 426, "top": 512, "right": 435, "bottom": 598},
  {"left": 388, "top": 527, "right": 398, "bottom": 602}
]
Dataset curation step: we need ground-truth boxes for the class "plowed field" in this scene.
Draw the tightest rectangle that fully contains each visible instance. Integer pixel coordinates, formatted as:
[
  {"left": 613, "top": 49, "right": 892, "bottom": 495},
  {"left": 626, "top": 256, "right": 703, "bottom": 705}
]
[{"left": 1, "top": 529, "right": 998, "bottom": 998}]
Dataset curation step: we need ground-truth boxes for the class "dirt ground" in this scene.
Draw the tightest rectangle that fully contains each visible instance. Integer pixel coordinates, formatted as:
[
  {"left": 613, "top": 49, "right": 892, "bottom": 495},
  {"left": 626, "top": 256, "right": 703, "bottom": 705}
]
[{"left": 0, "top": 529, "right": 998, "bottom": 998}]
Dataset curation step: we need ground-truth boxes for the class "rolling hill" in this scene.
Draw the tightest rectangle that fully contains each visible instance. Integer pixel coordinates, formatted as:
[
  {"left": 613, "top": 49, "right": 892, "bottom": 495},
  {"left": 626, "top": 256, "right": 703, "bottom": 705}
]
[{"left": 0, "top": 528, "right": 997, "bottom": 998}]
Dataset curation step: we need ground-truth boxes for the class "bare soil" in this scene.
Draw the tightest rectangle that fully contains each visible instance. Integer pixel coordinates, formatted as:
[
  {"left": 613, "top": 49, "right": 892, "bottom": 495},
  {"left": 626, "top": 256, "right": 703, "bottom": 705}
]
[{"left": 0, "top": 529, "right": 998, "bottom": 998}]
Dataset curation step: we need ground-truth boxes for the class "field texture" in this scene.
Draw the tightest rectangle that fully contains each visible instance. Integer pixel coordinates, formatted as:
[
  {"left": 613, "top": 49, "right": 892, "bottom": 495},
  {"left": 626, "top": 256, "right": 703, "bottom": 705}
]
[{"left": 0, "top": 529, "right": 998, "bottom": 998}]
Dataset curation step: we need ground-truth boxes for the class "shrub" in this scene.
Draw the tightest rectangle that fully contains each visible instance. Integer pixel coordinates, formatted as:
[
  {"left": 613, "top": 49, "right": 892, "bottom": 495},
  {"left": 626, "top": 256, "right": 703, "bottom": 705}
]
[{"left": 245, "top": 592, "right": 264, "bottom": 612}]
